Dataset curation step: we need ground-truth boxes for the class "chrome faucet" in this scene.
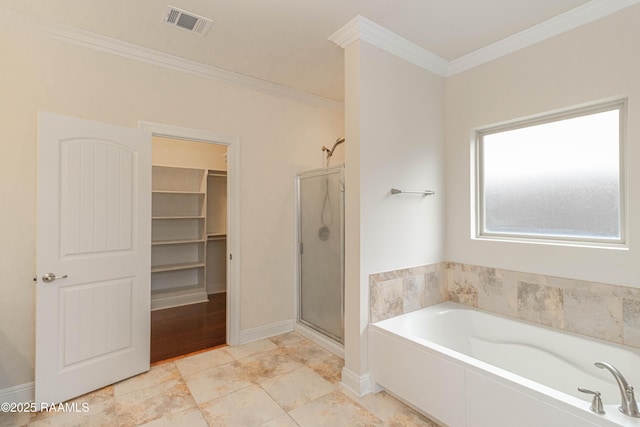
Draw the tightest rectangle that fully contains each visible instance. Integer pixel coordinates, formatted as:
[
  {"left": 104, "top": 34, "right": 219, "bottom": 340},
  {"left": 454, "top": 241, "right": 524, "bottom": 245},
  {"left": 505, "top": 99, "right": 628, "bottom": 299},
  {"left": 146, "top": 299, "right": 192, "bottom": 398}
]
[{"left": 595, "top": 361, "right": 640, "bottom": 418}]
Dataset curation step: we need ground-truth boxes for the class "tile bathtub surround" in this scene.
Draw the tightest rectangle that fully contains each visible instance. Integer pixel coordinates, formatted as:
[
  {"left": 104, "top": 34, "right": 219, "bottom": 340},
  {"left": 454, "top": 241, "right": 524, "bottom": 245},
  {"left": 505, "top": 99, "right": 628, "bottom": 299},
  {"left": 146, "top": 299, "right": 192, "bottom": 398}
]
[
  {"left": 369, "top": 264, "right": 447, "bottom": 323},
  {"left": 516, "top": 282, "right": 564, "bottom": 329},
  {"left": 371, "top": 262, "right": 640, "bottom": 349},
  {"left": 1, "top": 332, "right": 440, "bottom": 427},
  {"left": 448, "top": 262, "right": 640, "bottom": 349}
]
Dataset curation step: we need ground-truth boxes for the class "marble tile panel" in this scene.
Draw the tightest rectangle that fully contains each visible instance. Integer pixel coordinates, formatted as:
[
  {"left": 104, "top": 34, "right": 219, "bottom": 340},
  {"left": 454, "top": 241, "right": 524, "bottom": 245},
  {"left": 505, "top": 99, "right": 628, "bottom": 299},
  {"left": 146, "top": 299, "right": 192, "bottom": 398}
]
[
  {"left": 235, "top": 348, "right": 303, "bottom": 383},
  {"left": 477, "top": 266, "right": 502, "bottom": 287},
  {"left": 28, "top": 410, "right": 89, "bottom": 427},
  {"left": 115, "top": 378, "right": 196, "bottom": 426},
  {"left": 84, "top": 384, "right": 115, "bottom": 405},
  {"left": 403, "top": 273, "right": 427, "bottom": 313},
  {"left": 28, "top": 386, "right": 117, "bottom": 427},
  {"left": 404, "top": 265, "right": 431, "bottom": 277},
  {"left": 477, "top": 267, "right": 516, "bottom": 317},
  {"left": 199, "top": 384, "right": 284, "bottom": 426},
  {"left": 623, "top": 298, "right": 640, "bottom": 348},
  {"left": 502, "top": 269, "right": 549, "bottom": 287},
  {"left": 277, "top": 337, "right": 333, "bottom": 366},
  {"left": 262, "top": 413, "right": 300, "bottom": 427},
  {"left": 260, "top": 365, "right": 335, "bottom": 411},
  {"left": 516, "top": 282, "right": 563, "bottom": 328},
  {"left": 182, "top": 361, "right": 253, "bottom": 404},
  {"left": 545, "top": 275, "right": 593, "bottom": 291},
  {"left": 380, "top": 263, "right": 437, "bottom": 282},
  {"left": 584, "top": 281, "right": 618, "bottom": 297},
  {"left": 446, "top": 262, "right": 468, "bottom": 272},
  {"left": 85, "top": 398, "right": 119, "bottom": 427},
  {"left": 405, "top": 271, "right": 447, "bottom": 313},
  {"left": 370, "top": 277, "right": 404, "bottom": 323},
  {"left": 370, "top": 270, "right": 400, "bottom": 283},
  {"left": 609, "top": 284, "right": 640, "bottom": 301},
  {"left": 268, "top": 331, "right": 305, "bottom": 347},
  {"left": 225, "top": 338, "right": 278, "bottom": 360},
  {"left": 622, "top": 299, "right": 640, "bottom": 347},
  {"left": 0, "top": 411, "right": 33, "bottom": 427},
  {"left": 307, "top": 353, "right": 344, "bottom": 384},
  {"left": 289, "top": 390, "right": 382, "bottom": 426},
  {"left": 563, "top": 289, "right": 623, "bottom": 343},
  {"left": 447, "top": 269, "right": 478, "bottom": 307},
  {"left": 174, "top": 348, "right": 234, "bottom": 378},
  {"left": 139, "top": 408, "right": 208, "bottom": 427},
  {"left": 113, "top": 362, "right": 181, "bottom": 398},
  {"left": 447, "top": 263, "right": 640, "bottom": 346},
  {"left": 383, "top": 411, "right": 441, "bottom": 427},
  {"left": 342, "top": 390, "right": 438, "bottom": 426},
  {"left": 270, "top": 335, "right": 342, "bottom": 383},
  {"left": 429, "top": 270, "right": 448, "bottom": 303}
]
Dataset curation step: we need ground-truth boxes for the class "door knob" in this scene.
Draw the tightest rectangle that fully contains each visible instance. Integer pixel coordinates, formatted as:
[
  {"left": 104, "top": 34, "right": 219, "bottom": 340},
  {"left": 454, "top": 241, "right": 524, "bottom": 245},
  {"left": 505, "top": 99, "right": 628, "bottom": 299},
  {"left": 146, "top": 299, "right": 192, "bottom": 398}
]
[{"left": 42, "top": 273, "right": 68, "bottom": 283}]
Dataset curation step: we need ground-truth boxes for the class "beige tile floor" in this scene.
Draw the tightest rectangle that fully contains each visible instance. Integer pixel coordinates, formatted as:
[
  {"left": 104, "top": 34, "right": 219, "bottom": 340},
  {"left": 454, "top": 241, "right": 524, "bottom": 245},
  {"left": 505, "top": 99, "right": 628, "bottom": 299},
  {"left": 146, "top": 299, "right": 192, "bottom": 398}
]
[{"left": 1, "top": 332, "right": 441, "bottom": 426}]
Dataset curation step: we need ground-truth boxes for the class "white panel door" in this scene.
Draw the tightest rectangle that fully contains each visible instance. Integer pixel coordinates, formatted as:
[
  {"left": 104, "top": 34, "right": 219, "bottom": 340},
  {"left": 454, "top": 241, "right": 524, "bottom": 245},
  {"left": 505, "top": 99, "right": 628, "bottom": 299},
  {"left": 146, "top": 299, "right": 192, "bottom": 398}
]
[{"left": 36, "top": 112, "right": 151, "bottom": 405}]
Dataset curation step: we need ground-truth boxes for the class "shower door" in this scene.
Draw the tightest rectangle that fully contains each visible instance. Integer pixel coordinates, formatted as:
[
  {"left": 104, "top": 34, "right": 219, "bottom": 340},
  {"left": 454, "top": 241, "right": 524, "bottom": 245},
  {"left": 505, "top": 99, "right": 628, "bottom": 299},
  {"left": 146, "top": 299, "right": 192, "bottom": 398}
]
[{"left": 297, "top": 166, "right": 344, "bottom": 343}]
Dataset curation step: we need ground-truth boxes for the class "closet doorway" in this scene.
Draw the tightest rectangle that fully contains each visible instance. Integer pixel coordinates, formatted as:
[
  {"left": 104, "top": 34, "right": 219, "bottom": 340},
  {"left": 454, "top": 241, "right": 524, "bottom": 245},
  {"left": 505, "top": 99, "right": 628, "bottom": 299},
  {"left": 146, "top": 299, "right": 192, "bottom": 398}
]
[{"left": 148, "top": 133, "right": 232, "bottom": 362}]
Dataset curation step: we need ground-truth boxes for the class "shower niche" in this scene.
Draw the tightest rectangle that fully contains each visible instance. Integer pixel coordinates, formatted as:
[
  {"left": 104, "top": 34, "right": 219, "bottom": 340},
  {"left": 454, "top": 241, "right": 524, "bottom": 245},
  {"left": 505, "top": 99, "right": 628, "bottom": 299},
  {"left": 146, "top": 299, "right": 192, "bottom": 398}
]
[{"left": 297, "top": 165, "right": 344, "bottom": 344}]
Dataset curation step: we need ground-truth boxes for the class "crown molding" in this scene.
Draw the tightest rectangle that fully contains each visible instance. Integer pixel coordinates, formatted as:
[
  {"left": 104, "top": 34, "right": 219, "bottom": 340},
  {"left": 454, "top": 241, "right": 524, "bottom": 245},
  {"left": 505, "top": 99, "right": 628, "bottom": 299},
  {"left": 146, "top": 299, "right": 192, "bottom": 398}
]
[
  {"left": 331, "top": 1, "right": 640, "bottom": 78},
  {"left": 448, "top": 0, "right": 640, "bottom": 75},
  {"left": 327, "top": 15, "right": 362, "bottom": 48},
  {"left": 329, "top": 15, "right": 449, "bottom": 77},
  {"left": 3, "top": 1, "right": 639, "bottom": 100},
  {"left": 0, "top": 6, "right": 344, "bottom": 112}
]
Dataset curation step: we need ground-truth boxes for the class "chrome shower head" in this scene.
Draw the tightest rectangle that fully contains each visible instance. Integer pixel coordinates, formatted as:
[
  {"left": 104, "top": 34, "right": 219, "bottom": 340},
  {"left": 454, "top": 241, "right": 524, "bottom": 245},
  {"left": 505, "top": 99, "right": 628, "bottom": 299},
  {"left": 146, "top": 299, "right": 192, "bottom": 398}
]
[{"left": 325, "top": 137, "right": 345, "bottom": 157}]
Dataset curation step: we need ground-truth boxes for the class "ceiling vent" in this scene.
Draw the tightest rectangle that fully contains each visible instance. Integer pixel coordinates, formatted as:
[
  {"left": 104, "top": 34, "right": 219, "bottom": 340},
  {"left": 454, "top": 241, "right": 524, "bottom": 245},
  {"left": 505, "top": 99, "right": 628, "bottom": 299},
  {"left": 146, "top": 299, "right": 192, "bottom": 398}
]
[{"left": 164, "top": 6, "right": 212, "bottom": 35}]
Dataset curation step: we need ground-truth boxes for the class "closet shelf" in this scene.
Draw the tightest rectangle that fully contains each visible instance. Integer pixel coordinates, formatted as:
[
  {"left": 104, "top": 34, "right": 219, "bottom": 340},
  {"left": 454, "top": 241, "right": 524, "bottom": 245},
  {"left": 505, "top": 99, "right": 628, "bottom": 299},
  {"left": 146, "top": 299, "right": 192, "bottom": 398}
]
[
  {"left": 207, "top": 233, "right": 227, "bottom": 239},
  {"left": 152, "top": 216, "right": 205, "bottom": 220},
  {"left": 152, "top": 262, "right": 206, "bottom": 273},
  {"left": 152, "top": 190, "right": 205, "bottom": 195},
  {"left": 151, "top": 284, "right": 204, "bottom": 296},
  {"left": 152, "top": 238, "right": 206, "bottom": 246}
]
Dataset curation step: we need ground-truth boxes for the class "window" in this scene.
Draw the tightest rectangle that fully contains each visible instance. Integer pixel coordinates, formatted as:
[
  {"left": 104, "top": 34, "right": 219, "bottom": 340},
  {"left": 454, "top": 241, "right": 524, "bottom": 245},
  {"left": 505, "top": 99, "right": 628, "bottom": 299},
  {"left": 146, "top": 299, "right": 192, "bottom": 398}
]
[{"left": 476, "top": 100, "right": 626, "bottom": 246}]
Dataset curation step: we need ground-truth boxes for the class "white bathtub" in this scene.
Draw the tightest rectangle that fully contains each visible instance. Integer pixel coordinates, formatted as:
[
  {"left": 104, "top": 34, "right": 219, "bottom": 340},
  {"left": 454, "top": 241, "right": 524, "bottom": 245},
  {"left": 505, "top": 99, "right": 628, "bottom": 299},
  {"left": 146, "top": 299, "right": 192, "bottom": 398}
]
[{"left": 370, "top": 302, "right": 640, "bottom": 427}]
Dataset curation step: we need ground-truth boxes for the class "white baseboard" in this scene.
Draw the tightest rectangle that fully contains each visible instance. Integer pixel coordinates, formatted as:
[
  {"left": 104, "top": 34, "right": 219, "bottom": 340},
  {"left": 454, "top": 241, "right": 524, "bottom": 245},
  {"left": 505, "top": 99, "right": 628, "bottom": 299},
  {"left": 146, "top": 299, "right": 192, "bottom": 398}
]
[
  {"left": 340, "top": 367, "right": 371, "bottom": 397},
  {"left": 238, "top": 319, "right": 295, "bottom": 345},
  {"left": 0, "top": 382, "right": 34, "bottom": 403},
  {"left": 150, "top": 290, "right": 208, "bottom": 311}
]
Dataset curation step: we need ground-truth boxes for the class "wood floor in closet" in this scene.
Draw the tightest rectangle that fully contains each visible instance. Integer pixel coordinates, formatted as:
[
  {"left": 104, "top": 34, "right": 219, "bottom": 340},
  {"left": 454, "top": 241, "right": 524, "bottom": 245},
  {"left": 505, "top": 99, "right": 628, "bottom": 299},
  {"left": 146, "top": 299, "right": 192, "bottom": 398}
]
[{"left": 150, "top": 292, "right": 226, "bottom": 363}]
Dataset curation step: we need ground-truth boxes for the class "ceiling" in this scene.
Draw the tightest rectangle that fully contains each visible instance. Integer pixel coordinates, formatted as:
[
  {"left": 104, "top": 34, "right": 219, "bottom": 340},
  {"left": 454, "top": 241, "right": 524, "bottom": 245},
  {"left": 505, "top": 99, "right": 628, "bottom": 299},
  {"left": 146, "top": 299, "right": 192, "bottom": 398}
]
[{"left": 0, "top": 0, "right": 596, "bottom": 101}]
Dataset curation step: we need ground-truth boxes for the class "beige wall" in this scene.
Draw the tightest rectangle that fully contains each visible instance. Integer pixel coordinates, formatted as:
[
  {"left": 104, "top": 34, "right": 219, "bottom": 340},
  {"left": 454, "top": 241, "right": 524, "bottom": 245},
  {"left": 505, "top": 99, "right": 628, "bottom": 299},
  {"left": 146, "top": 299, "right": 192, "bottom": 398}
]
[
  {"left": 343, "top": 40, "right": 446, "bottom": 389},
  {"left": 445, "top": 5, "right": 640, "bottom": 288},
  {"left": 152, "top": 136, "right": 228, "bottom": 171},
  {"left": 0, "top": 23, "right": 343, "bottom": 390}
]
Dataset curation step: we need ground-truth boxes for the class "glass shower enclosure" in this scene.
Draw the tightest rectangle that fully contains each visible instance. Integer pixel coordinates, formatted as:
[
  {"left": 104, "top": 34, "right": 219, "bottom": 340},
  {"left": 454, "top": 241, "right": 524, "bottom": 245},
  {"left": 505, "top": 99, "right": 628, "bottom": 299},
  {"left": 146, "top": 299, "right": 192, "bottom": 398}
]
[{"left": 296, "top": 165, "right": 344, "bottom": 344}]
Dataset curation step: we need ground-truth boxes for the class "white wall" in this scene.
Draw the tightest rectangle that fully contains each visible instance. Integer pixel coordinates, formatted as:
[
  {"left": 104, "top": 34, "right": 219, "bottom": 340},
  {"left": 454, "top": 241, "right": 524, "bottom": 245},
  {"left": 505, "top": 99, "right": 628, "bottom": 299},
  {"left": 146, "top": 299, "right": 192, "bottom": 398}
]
[
  {"left": 343, "top": 40, "right": 446, "bottom": 390},
  {"left": 0, "top": 22, "right": 343, "bottom": 391},
  {"left": 445, "top": 5, "right": 640, "bottom": 287}
]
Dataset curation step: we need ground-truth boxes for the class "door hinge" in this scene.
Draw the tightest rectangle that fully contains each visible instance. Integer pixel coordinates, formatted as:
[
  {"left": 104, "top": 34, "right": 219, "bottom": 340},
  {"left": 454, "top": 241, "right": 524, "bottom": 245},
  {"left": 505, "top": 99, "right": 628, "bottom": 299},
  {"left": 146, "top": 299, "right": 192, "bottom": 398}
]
[
  {"left": 229, "top": 253, "right": 233, "bottom": 260},
  {"left": 299, "top": 242, "right": 303, "bottom": 255}
]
